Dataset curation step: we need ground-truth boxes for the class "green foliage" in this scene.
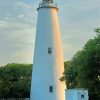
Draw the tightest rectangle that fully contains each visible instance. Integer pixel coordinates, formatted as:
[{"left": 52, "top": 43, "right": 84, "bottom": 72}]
[
  {"left": 60, "top": 61, "right": 79, "bottom": 88},
  {"left": 0, "top": 63, "right": 32, "bottom": 98},
  {"left": 94, "top": 27, "right": 100, "bottom": 34},
  {"left": 61, "top": 29, "right": 100, "bottom": 100}
]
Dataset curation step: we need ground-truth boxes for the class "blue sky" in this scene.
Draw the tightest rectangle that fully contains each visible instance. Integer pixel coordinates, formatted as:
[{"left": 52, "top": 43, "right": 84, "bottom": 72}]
[{"left": 0, "top": 0, "right": 100, "bottom": 65}]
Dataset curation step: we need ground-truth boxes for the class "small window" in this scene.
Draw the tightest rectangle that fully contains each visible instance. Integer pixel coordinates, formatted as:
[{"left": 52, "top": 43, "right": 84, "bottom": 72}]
[
  {"left": 81, "top": 94, "right": 84, "bottom": 99},
  {"left": 49, "top": 86, "right": 53, "bottom": 92},
  {"left": 48, "top": 47, "right": 52, "bottom": 54}
]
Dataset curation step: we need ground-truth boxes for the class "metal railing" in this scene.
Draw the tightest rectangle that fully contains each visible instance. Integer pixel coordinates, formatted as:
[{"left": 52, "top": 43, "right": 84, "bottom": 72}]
[{"left": 38, "top": 2, "right": 57, "bottom": 8}]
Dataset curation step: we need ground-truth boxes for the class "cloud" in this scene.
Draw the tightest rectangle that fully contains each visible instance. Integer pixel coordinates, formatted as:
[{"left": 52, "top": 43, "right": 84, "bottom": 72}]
[
  {"left": 0, "top": 0, "right": 100, "bottom": 65},
  {"left": 0, "top": 0, "right": 37, "bottom": 65},
  {"left": 8, "top": 50, "right": 34, "bottom": 64},
  {"left": 0, "top": 18, "right": 36, "bottom": 65},
  {"left": 18, "top": 14, "right": 25, "bottom": 18},
  {"left": 58, "top": 0, "right": 100, "bottom": 60},
  {"left": 16, "top": 1, "right": 33, "bottom": 9},
  {"left": 0, "top": 20, "right": 10, "bottom": 28}
]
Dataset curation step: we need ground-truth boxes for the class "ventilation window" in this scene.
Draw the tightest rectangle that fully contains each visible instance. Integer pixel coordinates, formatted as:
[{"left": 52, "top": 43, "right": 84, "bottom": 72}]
[
  {"left": 48, "top": 47, "right": 52, "bottom": 54},
  {"left": 49, "top": 86, "right": 53, "bottom": 92},
  {"left": 81, "top": 94, "right": 84, "bottom": 99}
]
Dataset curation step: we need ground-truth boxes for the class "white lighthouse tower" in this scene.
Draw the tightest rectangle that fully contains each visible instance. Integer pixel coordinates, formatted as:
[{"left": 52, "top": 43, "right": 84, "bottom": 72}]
[{"left": 30, "top": 0, "right": 66, "bottom": 100}]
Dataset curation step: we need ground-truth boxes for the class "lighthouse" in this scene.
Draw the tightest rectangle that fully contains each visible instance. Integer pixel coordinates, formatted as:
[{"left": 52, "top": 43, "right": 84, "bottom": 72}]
[{"left": 30, "top": 0, "right": 66, "bottom": 100}]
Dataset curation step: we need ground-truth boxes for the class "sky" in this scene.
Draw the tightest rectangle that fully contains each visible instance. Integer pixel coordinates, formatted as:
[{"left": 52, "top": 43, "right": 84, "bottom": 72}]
[{"left": 0, "top": 0, "right": 100, "bottom": 66}]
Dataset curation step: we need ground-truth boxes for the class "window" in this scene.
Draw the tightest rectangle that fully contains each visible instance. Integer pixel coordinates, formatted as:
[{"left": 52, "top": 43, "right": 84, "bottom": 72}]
[
  {"left": 49, "top": 86, "right": 53, "bottom": 92},
  {"left": 81, "top": 94, "right": 84, "bottom": 99},
  {"left": 48, "top": 47, "right": 52, "bottom": 54}
]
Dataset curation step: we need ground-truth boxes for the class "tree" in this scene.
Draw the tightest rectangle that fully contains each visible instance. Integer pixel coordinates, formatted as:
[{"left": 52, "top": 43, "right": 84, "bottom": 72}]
[
  {"left": 0, "top": 63, "right": 32, "bottom": 98},
  {"left": 61, "top": 28, "right": 100, "bottom": 100},
  {"left": 60, "top": 61, "right": 79, "bottom": 88}
]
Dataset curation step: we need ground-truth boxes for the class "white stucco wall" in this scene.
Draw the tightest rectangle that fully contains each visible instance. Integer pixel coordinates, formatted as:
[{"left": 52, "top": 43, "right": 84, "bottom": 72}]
[
  {"left": 30, "top": 7, "right": 66, "bottom": 100},
  {"left": 66, "top": 89, "right": 89, "bottom": 100}
]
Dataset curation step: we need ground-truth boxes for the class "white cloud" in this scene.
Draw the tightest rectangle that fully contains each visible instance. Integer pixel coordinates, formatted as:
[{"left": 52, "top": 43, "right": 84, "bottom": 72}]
[
  {"left": 10, "top": 49, "right": 34, "bottom": 64},
  {"left": 0, "top": 18, "right": 36, "bottom": 65},
  {"left": 0, "top": 20, "right": 9, "bottom": 28},
  {"left": 58, "top": 0, "right": 100, "bottom": 60},
  {"left": 0, "top": 0, "right": 100, "bottom": 65},
  {"left": 6, "top": 13, "right": 11, "bottom": 16},
  {"left": 0, "top": 0, "right": 38, "bottom": 65},
  {"left": 16, "top": 1, "right": 33, "bottom": 9},
  {"left": 18, "top": 14, "right": 25, "bottom": 18}
]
